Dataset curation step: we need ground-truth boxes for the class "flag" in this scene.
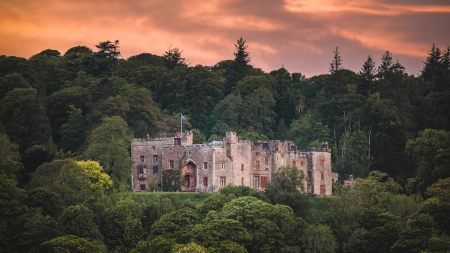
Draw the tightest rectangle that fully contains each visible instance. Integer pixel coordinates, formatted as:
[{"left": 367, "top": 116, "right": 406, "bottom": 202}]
[{"left": 181, "top": 114, "right": 187, "bottom": 120}]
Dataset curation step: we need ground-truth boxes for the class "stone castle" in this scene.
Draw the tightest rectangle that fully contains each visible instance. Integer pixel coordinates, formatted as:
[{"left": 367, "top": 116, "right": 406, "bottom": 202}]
[{"left": 131, "top": 131, "right": 338, "bottom": 195}]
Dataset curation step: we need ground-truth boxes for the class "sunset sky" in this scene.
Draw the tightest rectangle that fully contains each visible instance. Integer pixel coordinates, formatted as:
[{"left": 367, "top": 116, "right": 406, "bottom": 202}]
[{"left": 1, "top": 0, "right": 449, "bottom": 76}]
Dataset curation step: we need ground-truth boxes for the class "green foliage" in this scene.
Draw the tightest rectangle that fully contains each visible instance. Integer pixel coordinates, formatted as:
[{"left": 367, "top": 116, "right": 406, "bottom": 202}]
[
  {"left": 58, "top": 204, "right": 103, "bottom": 242},
  {"left": 406, "top": 129, "right": 450, "bottom": 195},
  {"left": 303, "top": 224, "right": 337, "bottom": 253},
  {"left": 265, "top": 166, "right": 310, "bottom": 217},
  {"left": 101, "top": 199, "right": 143, "bottom": 252},
  {"left": 288, "top": 114, "right": 331, "bottom": 149},
  {"left": 150, "top": 208, "right": 200, "bottom": 243},
  {"left": 61, "top": 105, "right": 86, "bottom": 153},
  {"left": 426, "top": 177, "right": 450, "bottom": 201},
  {"left": 83, "top": 116, "right": 133, "bottom": 190},
  {"left": 28, "top": 159, "right": 95, "bottom": 205},
  {"left": 0, "top": 88, "right": 51, "bottom": 151},
  {"left": 40, "top": 235, "right": 102, "bottom": 253}
]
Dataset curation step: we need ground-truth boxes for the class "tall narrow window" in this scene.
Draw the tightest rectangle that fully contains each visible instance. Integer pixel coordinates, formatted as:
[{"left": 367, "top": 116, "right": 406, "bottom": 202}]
[
  {"left": 140, "top": 156, "right": 145, "bottom": 162},
  {"left": 320, "top": 185, "right": 326, "bottom": 195},
  {"left": 221, "top": 163, "right": 225, "bottom": 169},
  {"left": 138, "top": 166, "right": 144, "bottom": 174},
  {"left": 220, "top": 177, "right": 226, "bottom": 186},
  {"left": 320, "top": 160, "right": 325, "bottom": 167},
  {"left": 241, "top": 177, "right": 244, "bottom": 186},
  {"left": 241, "top": 164, "right": 244, "bottom": 171},
  {"left": 292, "top": 160, "right": 296, "bottom": 166},
  {"left": 203, "top": 177, "right": 208, "bottom": 187},
  {"left": 254, "top": 176, "right": 260, "bottom": 188},
  {"left": 140, "top": 184, "right": 146, "bottom": 191},
  {"left": 256, "top": 161, "right": 260, "bottom": 170},
  {"left": 301, "top": 160, "right": 305, "bottom": 166},
  {"left": 152, "top": 146, "right": 155, "bottom": 151},
  {"left": 265, "top": 158, "right": 268, "bottom": 164},
  {"left": 261, "top": 176, "right": 267, "bottom": 188},
  {"left": 153, "top": 166, "right": 158, "bottom": 174},
  {"left": 169, "top": 160, "right": 174, "bottom": 169},
  {"left": 204, "top": 162, "right": 208, "bottom": 169},
  {"left": 153, "top": 155, "right": 158, "bottom": 163},
  {"left": 321, "top": 171, "right": 325, "bottom": 180}
]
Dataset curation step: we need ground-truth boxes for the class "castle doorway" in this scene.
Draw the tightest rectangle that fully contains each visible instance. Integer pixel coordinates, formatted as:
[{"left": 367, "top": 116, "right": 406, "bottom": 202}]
[{"left": 181, "top": 161, "right": 197, "bottom": 191}]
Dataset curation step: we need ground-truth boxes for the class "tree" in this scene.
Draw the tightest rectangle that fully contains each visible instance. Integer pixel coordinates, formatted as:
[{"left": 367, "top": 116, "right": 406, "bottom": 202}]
[
  {"left": 40, "top": 235, "right": 101, "bottom": 253},
  {"left": 60, "top": 105, "right": 86, "bottom": 152},
  {"left": 58, "top": 204, "right": 103, "bottom": 242},
  {"left": 172, "top": 242, "right": 208, "bottom": 253},
  {"left": 220, "top": 196, "right": 298, "bottom": 252},
  {"left": 377, "top": 51, "right": 393, "bottom": 79},
  {"left": 75, "top": 160, "right": 112, "bottom": 192},
  {"left": 406, "top": 129, "right": 450, "bottom": 195},
  {"left": 302, "top": 224, "right": 337, "bottom": 253},
  {"left": 234, "top": 37, "right": 251, "bottom": 66},
  {"left": 225, "top": 37, "right": 252, "bottom": 94},
  {"left": 101, "top": 199, "right": 143, "bottom": 252},
  {"left": 96, "top": 40, "right": 120, "bottom": 59},
  {"left": 83, "top": 116, "right": 134, "bottom": 189},
  {"left": 288, "top": 114, "right": 331, "bottom": 149},
  {"left": 0, "top": 88, "right": 51, "bottom": 151},
  {"left": 344, "top": 208, "right": 400, "bottom": 253},
  {"left": 192, "top": 218, "right": 251, "bottom": 251},
  {"left": 329, "top": 46, "right": 342, "bottom": 86},
  {"left": 265, "top": 166, "right": 310, "bottom": 217},
  {"left": 150, "top": 208, "right": 201, "bottom": 243},
  {"left": 163, "top": 47, "right": 186, "bottom": 70},
  {"left": 358, "top": 55, "right": 376, "bottom": 96},
  {"left": 28, "top": 159, "right": 97, "bottom": 205}
]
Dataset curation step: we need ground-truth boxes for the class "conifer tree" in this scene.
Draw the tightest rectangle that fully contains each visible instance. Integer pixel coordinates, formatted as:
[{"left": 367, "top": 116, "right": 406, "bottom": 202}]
[{"left": 358, "top": 55, "right": 376, "bottom": 96}]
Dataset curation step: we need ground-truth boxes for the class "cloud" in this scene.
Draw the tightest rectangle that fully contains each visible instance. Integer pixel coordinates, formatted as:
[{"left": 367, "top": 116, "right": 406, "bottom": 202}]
[{"left": 0, "top": 0, "right": 448, "bottom": 76}]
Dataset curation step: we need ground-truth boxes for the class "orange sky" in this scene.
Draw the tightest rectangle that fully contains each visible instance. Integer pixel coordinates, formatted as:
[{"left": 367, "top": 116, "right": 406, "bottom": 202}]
[{"left": 0, "top": 0, "right": 449, "bottom": 76}]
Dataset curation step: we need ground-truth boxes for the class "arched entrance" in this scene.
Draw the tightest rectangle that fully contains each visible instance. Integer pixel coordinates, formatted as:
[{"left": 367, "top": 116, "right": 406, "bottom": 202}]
[{"left": 181, "top": 161, "right": 197, "bottom": 191}]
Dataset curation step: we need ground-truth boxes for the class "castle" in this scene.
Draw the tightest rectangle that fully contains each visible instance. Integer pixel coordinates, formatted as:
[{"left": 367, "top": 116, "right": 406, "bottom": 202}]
[{"left": 131, "top": 131, "right": 338, "bottom": 195}]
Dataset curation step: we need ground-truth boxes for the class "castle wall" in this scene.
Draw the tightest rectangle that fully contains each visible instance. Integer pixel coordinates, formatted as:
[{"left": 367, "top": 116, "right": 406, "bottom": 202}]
[{"left": 131, "top": 132, "right": 335, "bottom": 195}]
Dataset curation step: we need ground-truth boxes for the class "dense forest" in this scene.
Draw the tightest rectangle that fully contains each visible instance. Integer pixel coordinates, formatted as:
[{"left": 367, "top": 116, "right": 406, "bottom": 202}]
[{"left": 0, "top": 38, "right": 449, "bottom": 252}]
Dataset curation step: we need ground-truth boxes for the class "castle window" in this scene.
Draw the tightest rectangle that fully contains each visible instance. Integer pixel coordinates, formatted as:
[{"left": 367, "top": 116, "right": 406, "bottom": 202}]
[
  {"left": 321, "top": 171, "right": 324, "bottom": 180},
  {"left": 153, "top": 166, "right": 158, "bottom": 174},
  {"left": 152, "top": 146, "right": 155, "bottom": 151},
  {"left": 153, "top": 155, "right": 158, "bottom": 163},
  {"left": 241, "top": 164, "right": 244, "bottom": 171},
  {"left": 140, "top": 156, "right": 145, "bottom": 162},
  {"left": 301, "top": 160, "right": 305, "bottom": 166},
  {"left": 170, "top": 160, "right": 174, "bottom": 169},
  {"left": 320, "top": 160, "right": 325, "bottom": 167},
  {"left": 188, "top": 151, "right": 191, "bottom": 155},
  {"left": 138, "top": 166, "right": 144, "bottom": 174},
  {"left": 254, "top": 176, "right": 260, "bottom": 188},
  {"left": 140, "top": 184, "right": 146, "bottom": 191},
  {"left": 320, "top": 184, "right": 326, "bottom": 195},
  {"left": 261, "top": 176, "right": 267, "bottom": 188},
  {"left": 241, "top": 177, "right": 244, "bottom": 186},
  {"left": 256, "top": 161, "right": 260, "bottom": 170},
  {"left": 292, "top": 160, "right": 296, "bottom": 166},
  {"left": 203, "top": 177, "right": 208, "bottom": 187},
  {"left": 265, "top": 158, "right": 268, "bottom": 164},
  {"left": 221, "top": 163, "right": 225, "bottom": 169},
  {"left": 204, "top": 162, "right": 208, "bottom": 169},
  {"left": 220, "top": 177, "right": 226, "bottom": 186}
]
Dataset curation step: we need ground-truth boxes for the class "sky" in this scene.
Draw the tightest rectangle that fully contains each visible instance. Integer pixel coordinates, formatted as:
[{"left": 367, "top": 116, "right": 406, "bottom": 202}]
[{"left": 0, "top": 0, "right": 449, "bottom": 77}]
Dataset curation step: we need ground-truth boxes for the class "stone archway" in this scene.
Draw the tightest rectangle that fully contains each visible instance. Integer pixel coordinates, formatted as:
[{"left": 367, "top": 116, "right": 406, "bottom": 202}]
[{"left": 181, "top": 161, "right": 197, "bottom": 191}]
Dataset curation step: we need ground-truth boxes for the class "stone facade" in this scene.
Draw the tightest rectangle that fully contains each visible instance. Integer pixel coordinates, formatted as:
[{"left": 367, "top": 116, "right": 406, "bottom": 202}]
[{"left": 131, "top": 131, "right": 336, "bottom": 195}]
